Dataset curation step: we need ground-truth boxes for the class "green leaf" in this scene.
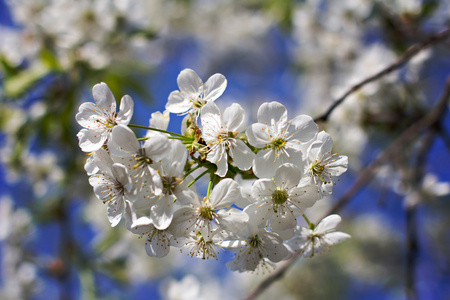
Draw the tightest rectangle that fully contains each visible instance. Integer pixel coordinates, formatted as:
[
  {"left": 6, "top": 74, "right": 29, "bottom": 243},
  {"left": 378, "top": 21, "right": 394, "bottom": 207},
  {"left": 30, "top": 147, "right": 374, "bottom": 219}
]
[{"left": 3, "top": 61, "right": 51, "bottom": 98}]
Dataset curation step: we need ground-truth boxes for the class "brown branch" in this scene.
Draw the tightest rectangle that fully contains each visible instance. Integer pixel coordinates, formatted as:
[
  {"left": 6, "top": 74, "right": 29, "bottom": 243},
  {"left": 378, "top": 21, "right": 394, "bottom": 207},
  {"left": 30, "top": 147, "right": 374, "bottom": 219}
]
[
  {"left": 314, "top": 28, "right": 450, "bottom": 123},
  {"left": 405, "top": 129, "right": 437, "bottom": 300},
  {"left": 326, "top": 77, "right": 450, "bottom": 217},
  {"left": 244, "top": 78, "right": 450, "bottom": 300},
  {"left": 242, "top": 254, "right": 300, "bottom": 300}
]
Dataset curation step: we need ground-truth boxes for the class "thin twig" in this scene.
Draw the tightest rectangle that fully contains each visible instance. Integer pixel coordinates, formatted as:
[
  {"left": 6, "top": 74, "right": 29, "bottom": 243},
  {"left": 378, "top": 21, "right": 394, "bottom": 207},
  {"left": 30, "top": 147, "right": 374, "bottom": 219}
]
[
  {"left": 314, "top": 28, "right": 450, "bottom": 123},
  {"left": 243, "top": 254, "right": 300, "bottom": 300},
  {"left": 244, "top": 78, "right": 450, "bottom": 300},
  {"left": 405, "top": 129, "right": 436, "bottom": 300},
  {"left": 326, "top": 78, "right": 450, "bottom": 217}
]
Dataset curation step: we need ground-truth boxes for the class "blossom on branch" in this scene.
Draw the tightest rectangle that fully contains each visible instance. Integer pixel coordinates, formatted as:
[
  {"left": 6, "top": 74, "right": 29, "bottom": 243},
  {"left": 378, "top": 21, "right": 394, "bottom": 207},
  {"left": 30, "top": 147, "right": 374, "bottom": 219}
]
[
  {"left": 76, "top": 83, "right": 134, "bottom": 152},
  {"left": 246, "top": 101, "right": 318, "bottom": 178},
  {"left": 166, "top": 68, "right": 227, "bottom": 115}
]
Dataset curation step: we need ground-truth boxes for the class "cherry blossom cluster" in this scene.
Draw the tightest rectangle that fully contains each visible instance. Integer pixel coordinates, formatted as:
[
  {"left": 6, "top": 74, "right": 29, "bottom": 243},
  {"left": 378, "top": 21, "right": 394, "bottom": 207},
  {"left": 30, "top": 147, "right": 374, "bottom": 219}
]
[{"left": 76, "top": 69, "right": 350, "bottom": 272}]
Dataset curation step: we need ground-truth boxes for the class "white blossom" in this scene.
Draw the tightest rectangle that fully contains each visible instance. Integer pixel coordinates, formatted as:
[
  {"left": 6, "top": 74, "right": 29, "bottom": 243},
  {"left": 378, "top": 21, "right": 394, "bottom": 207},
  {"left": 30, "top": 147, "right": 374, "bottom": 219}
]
[
  {"left": 302, "top": 131, "right": 348, "bottom": 197},
  {"left": 170, "top": 179, "right": 248, "bottom": 238},
  {"left": 150, "top": 139, "right": 192, "bottom": 230},
  {"left": 201, "top": 101, "right": 255, "bottom": 177},
  {"left": 146, "top": 110, "right": 171, "bottom": 138},
  {"left": 286, "top": 214, "right": 351, "bottom": 257},
  {"left": 125, "top": 204, "right": 172, "bottom": 258},
  {"left": 166, "top": 68, "right": 227, "bottom": 115},
  {"left": 246, "top": 101, "right": 318, "bottom": 178},
  {"left": 108, "top": 124, "right": 169, "bottom": 201},
  {"left": 171, "top": 228, "right": 224, "bottom": 260},
  {"left": 76, "top": 83, "right": 134, "bottom": 152},
  {"left": 219, "top": 222, "right": 290, "bottom": 272},
  {"left": 88, "top": 149, "right": 133, "bottom": 227},
  {"left": 245, "top": 163, "right": 318, "bottom": 239}
]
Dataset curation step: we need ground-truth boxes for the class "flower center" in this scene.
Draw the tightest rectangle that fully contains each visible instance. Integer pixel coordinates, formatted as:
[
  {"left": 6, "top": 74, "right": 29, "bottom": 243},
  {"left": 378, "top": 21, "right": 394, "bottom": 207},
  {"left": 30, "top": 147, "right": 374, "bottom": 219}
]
[
  {"left": 192, "top": 97, "right": 206, "bottom": 109},
  {"left": 272, "top": 189, "right": 288, "bottom": 205},
  {"left": 103, "top": 180, "right": 124, "bottom": 204},
  {"left": 105, "top": 117, "right": 116, "bottom": 128},
  {"left": 193, "top": 232, "right": 217, "bottom": 260},
  {"left": 162, "top": 176, "right": 180, "bottom": 195},
  {"left": 310, "top": 161, "right": 325, "bottom": 181},
  {"left": 271, "top": 188, "right": 288, "bottom": 213},
  {"left": 217, "top": 130, "right": 229, "bottom": 143},
  {"left": 271, "top": 137, "right": 286, "bottom": 151},
  {"left": 248, "top": 235, "right": 261, "bottom": 248},
  {"left": 133, "top": 148, "right": 152, "bottom": 169},
  {"left": 197, "top": 205, "right": 216, "bottom": 221}
]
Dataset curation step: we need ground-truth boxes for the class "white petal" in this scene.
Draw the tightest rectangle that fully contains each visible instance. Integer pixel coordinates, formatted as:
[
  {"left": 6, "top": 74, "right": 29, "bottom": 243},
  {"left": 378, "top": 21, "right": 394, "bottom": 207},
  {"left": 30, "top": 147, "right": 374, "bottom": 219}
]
[
  {"left": 270, "top": 211, "right": 297, "bottom": 234},
  {"left": 274, "top": 163, "right": 301, "bottom": 189},
  {"left": 75, "top": 102, "right": 104, "bottom": 129},
  {"left": 92, "top": 82, "right": 116, "bottom": 113},
  {"left": 326, "top": 155, "right": 348, "bottom": 175},
  {"left": 307, "top": 141, "right": 323, "bottom": 162},
  {"left": 201, "top": 101, "right": 220, "bottom": 116},
  {"left": 128, "top": 215, "right": 153, "bottom": 235},
  {"left": 149, "top": 110, "right": 170, "bottom": 130},
  {"left": 111, "top": 163, "right": 131, "bottom": 191},
  {"left": 214, "top": 150, "right": 228, "bottom": 177},
  {"left": 317, "top": 131, "right": 333, "bottom": 148},
  {"left": 257, "top": 102, "right": 287, "bottom": 129},
  {"left": 143, "top": 134, "right": 170, "bottom": 161},
  {"left": 107, "top": 199, "right": 124, "bottom": 227},
  {"left": 173, "top": 177, "right": 197, "bottom": 205},
  {"left": 253, "top": 149, "right": 279, "bottom": 179},
  {"left": 77, "top": 128, "right": 107, "bottom": 152},
  {"left": 146, "top": 234, "right": 171, "bottom": 257},
  {"left": 166, "top": 91, "right": 191, "bottom": 114},
  {"left": 217, "top": 239, "right": 247, "bottom": 250},
  {"left": 217, "top": 208, "right": 248, "bottom": 232},
  {"left": 116, "top": 95, "right": 134, "bottom": 124},
  {"left": 316, "top": 214, "right": 342, "bottom": 233},
  {"left": 229, "top": 140, "right": 255, "bottom": 171},
  {"left": 151, "top": 195, "right": 174, "bottom": 230},
  {"left": 260, "top": 232, "right": 290, "bottom": 262},
  {"left": 246, "top": 123, "right": 271, "bottom": 148},
  {"left": 202, "top": 114, "right": 222, "bottom": 145},
  {"left": 108, "top": 125, "right": 140, "bottom": 157},
  {"left": 209, "top": 178, "right": 241, "bottom": 208},
  {"left": 93, "top": 148, "right": 113, "bottom": 175},
  {"left": 177, "top": 68, "right": 203, "bottom": 95},
  {"left": 244, "top": 202, "right": 271, "bottom": 226},
  {"left": 287, "top": 115, "right": 318, "bottom": 143},
  {"left": 324, "top": 232, "right": 351, "bottom": 245},
  {"left": 251, "top": 178, "right": 276, "bottom": 200},
  {"left": 176, "top": 189, "right": 202, "bottom": 207},
  {"left": 170, "top": 206, "right": 197, "bottom": 237},
  {"left": 288, "top": 184, "right": 319, "bottom": 212},
  {"left": 84, "top": 155, "right": 99, "bottom": 175},
  {"left": 223, "top": 103, "right": 244, "bottom": 131},
  {"left": 203, "top": 73, "right": 227, "bottom": 101},
  {"left": 164, "top": 139, "right": 188, "bottom": 177}
]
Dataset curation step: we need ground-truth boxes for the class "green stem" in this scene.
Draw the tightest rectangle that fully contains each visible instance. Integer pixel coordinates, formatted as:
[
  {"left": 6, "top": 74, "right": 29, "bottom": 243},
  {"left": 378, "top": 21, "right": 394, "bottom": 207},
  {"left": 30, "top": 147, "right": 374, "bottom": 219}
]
[
  {"left": 187, "top": 170, "right": 209, "bottom": 188},
  {"left": 302, "top": 213, "right": 315, "bottom": 230},
  {"left": 128, "top": 124, "right": 188, "bottom": 139},
  {"left": 183, "top": 163, "right": 203, "bottom": 180},
  {"left": 206, "top": 180, "right": 213, "bottom": 198}
]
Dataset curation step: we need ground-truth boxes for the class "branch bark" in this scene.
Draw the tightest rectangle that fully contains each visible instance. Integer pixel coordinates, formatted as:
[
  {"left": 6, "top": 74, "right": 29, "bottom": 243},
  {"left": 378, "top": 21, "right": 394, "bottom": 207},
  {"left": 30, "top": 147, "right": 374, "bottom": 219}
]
[
  {"left": 244, "top": 78, "right": 450, "bottom": 300},
  {"left": 326, "top": 78, "right": 450, "bottom": 217},
  {"left": 314, "top": 28, "right": 450, "bottom": 123}
]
